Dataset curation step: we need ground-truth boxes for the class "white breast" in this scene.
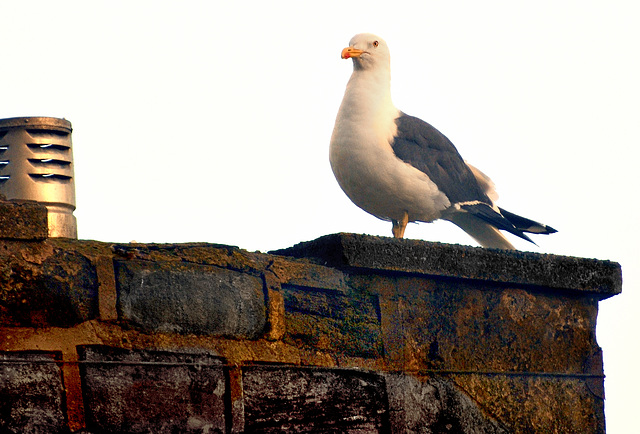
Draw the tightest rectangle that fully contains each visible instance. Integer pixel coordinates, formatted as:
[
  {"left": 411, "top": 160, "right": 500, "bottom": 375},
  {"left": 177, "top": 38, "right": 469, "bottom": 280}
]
[{"left": 330, "top": 72, "right": 450, "bottom": 223}]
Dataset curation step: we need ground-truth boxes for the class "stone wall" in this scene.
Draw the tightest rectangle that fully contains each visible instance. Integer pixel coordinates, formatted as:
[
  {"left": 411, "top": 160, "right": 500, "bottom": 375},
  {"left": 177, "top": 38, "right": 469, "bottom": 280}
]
[{"left": 0, "top": 199, "right": 622, "bottom": 433}]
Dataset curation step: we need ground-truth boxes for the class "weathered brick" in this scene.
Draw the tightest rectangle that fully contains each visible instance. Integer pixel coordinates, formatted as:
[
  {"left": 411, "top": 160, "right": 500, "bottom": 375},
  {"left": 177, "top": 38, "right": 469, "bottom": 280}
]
[
  {"left": 384, "top": 373, "right": 508, "bottom": 433},
  {"left": 78, "top": 346, "right": 227, "bottom": 433},
  {"left": 0, "top": 351, "right": 67, "bottom": 433},
  {"left": 366, "top": 274, "right": 600, "bottom": 373},
  {"left": 450, "top": 374, "right": 605, "bottom": 433},
  {"left": 0, "top": 199, "right": 48, "bottom": 240},
  {"left": 0, "top": 243, "right": 99, "bottom": 327},
  {"left": 243, "top": 365, "right": 390, "bottom": 432},
  {"left": 115, "top": 259, "right": 267, "bottom": 337},
  {"left": 282, "top": 284, "right": 383, "bottom": 357}
]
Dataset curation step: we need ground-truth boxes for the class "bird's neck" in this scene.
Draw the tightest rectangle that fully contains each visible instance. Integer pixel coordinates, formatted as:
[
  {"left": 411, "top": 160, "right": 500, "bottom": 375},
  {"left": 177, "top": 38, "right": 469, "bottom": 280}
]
[
  {"left": 337, "top": 70, "right": 398, "bottom": 143},
  {"left": 343, "top": 70, "right": 395, "bottom": 117}
]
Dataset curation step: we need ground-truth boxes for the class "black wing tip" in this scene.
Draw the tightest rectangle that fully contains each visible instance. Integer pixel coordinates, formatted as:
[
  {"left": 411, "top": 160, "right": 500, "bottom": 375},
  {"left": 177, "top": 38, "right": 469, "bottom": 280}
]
[
  {"left": 517, "top": 229, "right": 536, "bottom": 244},
  {"left": 459, "top": 203, "right": 537, "bottom": 244},
  {"left": 498, "top": 207, "right": 557, "bottom": 235}
]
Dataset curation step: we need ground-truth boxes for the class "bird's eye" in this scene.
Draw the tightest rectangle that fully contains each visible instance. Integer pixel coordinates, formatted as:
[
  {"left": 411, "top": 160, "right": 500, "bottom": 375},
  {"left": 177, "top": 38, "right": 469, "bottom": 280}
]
[{"left": 373, "top": 41, "right": 379, "bottom": 47}]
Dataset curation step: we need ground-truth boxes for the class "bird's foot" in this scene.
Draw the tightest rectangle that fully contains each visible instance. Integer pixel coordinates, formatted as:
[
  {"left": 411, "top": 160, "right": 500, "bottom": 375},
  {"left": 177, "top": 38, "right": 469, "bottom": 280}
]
[{"left": 392, "top": 211, "right": 409, "bottom": 238}]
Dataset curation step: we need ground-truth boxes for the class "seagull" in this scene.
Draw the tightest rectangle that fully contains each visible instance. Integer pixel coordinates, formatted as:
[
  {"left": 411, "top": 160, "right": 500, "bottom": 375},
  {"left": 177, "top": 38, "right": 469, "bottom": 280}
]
[{"left": 330, "top": 33, "right": 556, "bottom": 249}]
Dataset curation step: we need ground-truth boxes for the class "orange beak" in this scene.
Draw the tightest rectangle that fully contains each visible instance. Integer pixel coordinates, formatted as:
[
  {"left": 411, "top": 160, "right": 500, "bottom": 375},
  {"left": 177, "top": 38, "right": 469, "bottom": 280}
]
[{"left": 341, "top": 47, "right": 364, "bottom": 59}]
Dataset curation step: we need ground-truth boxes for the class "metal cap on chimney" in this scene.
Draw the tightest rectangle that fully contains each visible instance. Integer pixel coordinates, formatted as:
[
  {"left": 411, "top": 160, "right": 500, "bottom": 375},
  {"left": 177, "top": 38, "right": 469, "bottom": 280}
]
[{"left": 0, "top": 117, "right": 77, "bottom": 238}]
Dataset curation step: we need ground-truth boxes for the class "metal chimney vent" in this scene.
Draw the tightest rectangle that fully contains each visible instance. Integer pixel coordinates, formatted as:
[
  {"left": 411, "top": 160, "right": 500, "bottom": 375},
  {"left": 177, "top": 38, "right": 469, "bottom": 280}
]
[{"left": 0, "top": 117, "right": 77, "bottom": 238}]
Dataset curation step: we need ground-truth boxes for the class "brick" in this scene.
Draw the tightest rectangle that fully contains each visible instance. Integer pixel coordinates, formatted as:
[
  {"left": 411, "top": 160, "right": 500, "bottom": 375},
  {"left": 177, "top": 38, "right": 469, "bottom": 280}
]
[
  {"left": 368, "top": 274, "right": 600, "bottom": 373},
  {"left": 0, "top": 351, "right": 66, "bottom": 433},
  {"left": 0, "top": 244, "right": 99, "bottom": 327},
  {"left": 282, "top": 284, "right": 383, "bottom": 357},
  {"left": 242, "top": 365, "right": 389, "bottom": 432},
  {"left": 78, "top": 346, "right": 227, "bottom": 433},
  {"left": 451, "top": 374, "right": 605, "bottom": 433},
  {"left": 384, "top": 373, "right": 508, "bottom": 433},
  {"left": 0, "top": 199, "right": 48, "bottom": 240},
  {"left": 115, "top": 259, "right": 266, "bottom": 337}
]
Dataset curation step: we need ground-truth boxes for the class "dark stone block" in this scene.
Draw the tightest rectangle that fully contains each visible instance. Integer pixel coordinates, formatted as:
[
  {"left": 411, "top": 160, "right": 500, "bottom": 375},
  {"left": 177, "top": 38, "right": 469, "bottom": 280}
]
[
  {"left": 272, "top": 233, "right": 622, "bottom": 298},
  {"left": 115, "top": 260, "right": 266, "bottom": 337},
  {"left": 0, "top": 199, "right": 48, "bottom": 240},
  {"left": 0, "top": 351, "right": 67, "bottom": 433},
  {"left": 78, "top": 346, "right": 227, "bottom": 434},
  {"left": 242, "top": 365, "right": 390, "bottom": 432},
  {"left": 0, "top": 246, "right": 99, "bottom": 327}
]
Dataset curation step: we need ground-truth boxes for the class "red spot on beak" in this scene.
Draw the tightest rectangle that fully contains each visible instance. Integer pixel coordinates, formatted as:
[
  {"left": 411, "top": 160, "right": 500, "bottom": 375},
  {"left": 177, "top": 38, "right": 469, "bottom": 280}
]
[{"left": 341, "top": 47, "right": 363, "bottom": 59}]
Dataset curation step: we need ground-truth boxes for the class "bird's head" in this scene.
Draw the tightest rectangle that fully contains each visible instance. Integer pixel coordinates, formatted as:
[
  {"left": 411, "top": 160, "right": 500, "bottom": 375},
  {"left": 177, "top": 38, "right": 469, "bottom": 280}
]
[{"left": 341, "top": 33, "right": 390, "bottom": 71}]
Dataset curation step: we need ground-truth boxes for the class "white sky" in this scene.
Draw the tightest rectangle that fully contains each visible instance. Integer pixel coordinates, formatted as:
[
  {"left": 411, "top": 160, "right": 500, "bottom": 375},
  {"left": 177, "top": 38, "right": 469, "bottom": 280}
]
[{"left": 2, "top": 1, "right": 638, "bottom": 431}]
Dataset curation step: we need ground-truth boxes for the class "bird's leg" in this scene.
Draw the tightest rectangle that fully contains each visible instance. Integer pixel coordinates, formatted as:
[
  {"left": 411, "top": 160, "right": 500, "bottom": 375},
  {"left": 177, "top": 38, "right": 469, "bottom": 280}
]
[{"left": 392, "top": 211, "right": 409, "bottom": 238}]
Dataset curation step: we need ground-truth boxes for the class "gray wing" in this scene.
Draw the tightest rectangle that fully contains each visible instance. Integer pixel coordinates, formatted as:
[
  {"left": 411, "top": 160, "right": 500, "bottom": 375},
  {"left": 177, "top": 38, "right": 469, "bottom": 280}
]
[{"left": 391, "top": 113, "right": 536, "bottom": 243}]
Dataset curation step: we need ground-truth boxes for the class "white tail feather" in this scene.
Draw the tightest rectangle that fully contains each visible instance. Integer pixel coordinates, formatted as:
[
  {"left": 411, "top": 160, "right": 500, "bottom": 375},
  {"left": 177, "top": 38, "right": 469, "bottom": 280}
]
[{"left": 444, "top": 213, "right": 515, "bottom": 250}]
